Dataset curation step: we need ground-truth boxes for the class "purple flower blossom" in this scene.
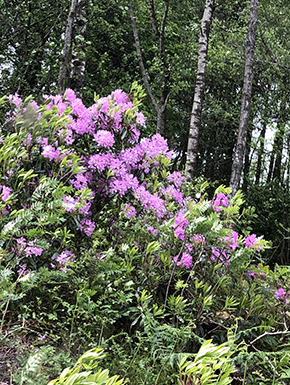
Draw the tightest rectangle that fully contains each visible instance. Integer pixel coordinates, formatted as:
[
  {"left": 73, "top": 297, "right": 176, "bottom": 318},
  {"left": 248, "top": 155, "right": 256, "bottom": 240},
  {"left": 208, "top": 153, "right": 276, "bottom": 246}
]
[
  {"left": 136, "top": 112, "right": 146, "bottom": 127},
  {"left": 147, "top": 226, "right": 158, "bottom": 235},
  {"left": 55, "top": 250, "right": 75, "bottom": 265},
  {"left": 247, "top": 270, "right": 259, "bottom": 279},
  {"left": 244, "top": 234, "right": 262, "bottom": 251},
  {"left": 167, "top": 171, "right": 184, "bottom": 188},
  {"left": 70, "top": 173, "right": 88, "bottom": 190},
  {"left": 275, "top": 288, "right": 287, "bottom": 300},
  {"left": 8, "top": 93, "right": 22, "bottom": 108},
  {"left": 123, "top": 204, "right": 136, "bottom": 218},
  {"left": 23, "top": 133, "right": 32, "bottom": 147},
  {"left": 211, "top": 247, "right": 229, "bottom": 265},
  {"left": 79, "top": 219, "right": 96, "bottom": 237},
  {"left": 193, "top": 234, "right": 206, "bottom": 245},
  {"left": 42, "top": 145, "right": 60, "bottom": 162},
  {"left": 173, "top": 252, "right": 193, "bottom": 269},
  {"left": 62, "top": 196, "right": 79, "bottom": 212},
  {"left": 212, "top": 193, "right": 228, "bottom": 212},
  {"left": 173, "top": 212, "right": 188, "bottom": 240},
  {"left": 1, "top": 185, "right": 12, "bottom": 202},
  {"left": 17, "top": 264, "right": 29, "bottom": 276},
  {"left": 93, "top": 130, "right": 115, "bottom": 148},
  {"left": 17, "top": 237, "right": 27, "bottom": 245},
  {"left": 25, "top": 246, "right": 43, "bottom": 257},
  {"left": 223, "top": 230, "right": 238, "bottom": 250}
]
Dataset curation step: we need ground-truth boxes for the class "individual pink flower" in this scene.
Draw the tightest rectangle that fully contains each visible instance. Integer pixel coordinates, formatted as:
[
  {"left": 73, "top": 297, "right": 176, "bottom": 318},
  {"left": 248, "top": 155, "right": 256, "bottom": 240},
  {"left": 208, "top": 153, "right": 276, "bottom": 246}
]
[
  {"left": 62, "top": 196, "right": 79, "bottom": 212},
  {"left": 17, "top": 264, "right": 29, "bottom": 276}
]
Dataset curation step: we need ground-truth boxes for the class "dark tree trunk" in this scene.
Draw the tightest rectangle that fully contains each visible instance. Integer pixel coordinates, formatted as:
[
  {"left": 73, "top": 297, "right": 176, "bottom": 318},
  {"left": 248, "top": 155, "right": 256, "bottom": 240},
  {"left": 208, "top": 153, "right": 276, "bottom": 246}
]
[
  {"left": 185, "top": 0, "right": 215, "bottom": 180},
  {"left": 273, "top": 98, "right": 287, "bottom": 182},
  {"left": 70, "top": 0, "right": 89, "bottom": 98},
  {"left": 242, "top": 125, "right": 253, "bottom": 192},
  {"left": 129, "top": 0, "right": 170, "bottom": 136},
  {"left": 58, "top": 0, "right": 78, "bottom": 95},
  {"left": 255, "top": 121, "right": 266, "bottom": 184},
  {"left": 229, "top": 0, "right": 259, "bottom": 197},
  {"left": 267, "top": 95, "right": 287, "bottom": 183}
]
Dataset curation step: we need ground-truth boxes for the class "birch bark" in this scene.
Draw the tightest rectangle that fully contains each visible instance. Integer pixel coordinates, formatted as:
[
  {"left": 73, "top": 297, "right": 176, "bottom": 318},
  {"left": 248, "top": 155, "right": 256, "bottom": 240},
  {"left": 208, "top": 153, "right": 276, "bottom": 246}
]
[
  {"left": 58, "top": 0, "right": 78, "bottom": 95},
  {"left": 185, "top": 0, "right": 215, "bottom": 180},
  {"left": 229, "top": 0, "right": 259, "bottom": 197},
  {"left": 70, "top": 0, "right": 89, "bottom": 98}
]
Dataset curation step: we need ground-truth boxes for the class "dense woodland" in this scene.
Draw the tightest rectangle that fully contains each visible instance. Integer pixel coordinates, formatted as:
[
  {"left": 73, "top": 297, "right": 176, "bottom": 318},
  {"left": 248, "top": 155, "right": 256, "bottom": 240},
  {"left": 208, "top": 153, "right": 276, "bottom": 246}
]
[{"left": 1, "top": 0, "right": 290, "bottom": 384}]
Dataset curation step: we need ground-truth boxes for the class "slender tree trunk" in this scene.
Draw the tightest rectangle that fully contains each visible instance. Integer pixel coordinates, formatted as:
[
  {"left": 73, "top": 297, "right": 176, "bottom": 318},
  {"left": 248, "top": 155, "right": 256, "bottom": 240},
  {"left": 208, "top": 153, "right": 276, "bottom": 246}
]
[
  {"left": 129, "top": 0, "right": 170, "bottom": 135},
  {"left": 255, "top": 121, "right": 266, "bottom": 184},
  {"left": 267, "top": 95, "right": 287, "bottom": 183},
  {"left": 273, "top": 97, "right": 287, "bottom": 182},
  {"left": 185, "top": 0, "right": 215, "bottom": 180},
  {"left": 58, "top": 0, "right": 78, "bottom": 95},
  {"left": 70, "top": 0, "right": 89, "bottom": 98},
  {"left": 242, "top": 125, "right": 253, "bottom": 192},
  {"left": 229, "top": 0, "right": 259, "bottom": 197}
]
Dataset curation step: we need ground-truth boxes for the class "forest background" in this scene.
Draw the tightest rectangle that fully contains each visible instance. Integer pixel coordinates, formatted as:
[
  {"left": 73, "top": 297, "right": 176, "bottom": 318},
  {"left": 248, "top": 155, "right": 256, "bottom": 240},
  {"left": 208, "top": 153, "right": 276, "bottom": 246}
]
[{"left": 1, "top": 0, "right": 290, "bottom": 384}]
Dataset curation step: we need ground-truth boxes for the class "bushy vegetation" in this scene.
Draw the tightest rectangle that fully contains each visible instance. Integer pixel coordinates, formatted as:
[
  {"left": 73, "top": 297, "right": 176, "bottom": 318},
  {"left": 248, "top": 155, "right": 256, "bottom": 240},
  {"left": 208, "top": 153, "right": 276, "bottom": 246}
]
[{"left": 0, "top": 88, "right": 290, "bottom": 385}]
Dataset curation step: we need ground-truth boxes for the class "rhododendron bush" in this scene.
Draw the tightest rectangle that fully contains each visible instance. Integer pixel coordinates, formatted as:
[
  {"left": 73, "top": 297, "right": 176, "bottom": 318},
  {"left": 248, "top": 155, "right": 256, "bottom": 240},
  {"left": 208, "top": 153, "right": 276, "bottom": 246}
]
[
  {"left": 0, "top": 89, "right": 289, "bottom": 384},
  {"left": 0, "top": 89, "right": 265, "bottom": 274}
]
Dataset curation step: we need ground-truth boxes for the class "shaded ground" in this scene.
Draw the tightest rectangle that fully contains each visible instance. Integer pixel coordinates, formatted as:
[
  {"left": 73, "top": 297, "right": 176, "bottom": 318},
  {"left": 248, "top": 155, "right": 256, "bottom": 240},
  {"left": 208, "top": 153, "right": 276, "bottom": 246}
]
[{"left": 0, "top": 343, "right": 18, "bottom": 384}]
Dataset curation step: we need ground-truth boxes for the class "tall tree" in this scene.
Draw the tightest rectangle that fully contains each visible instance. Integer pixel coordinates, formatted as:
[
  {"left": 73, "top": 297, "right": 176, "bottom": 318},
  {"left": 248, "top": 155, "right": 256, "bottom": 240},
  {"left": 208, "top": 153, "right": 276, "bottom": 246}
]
[
  {"left": 229, "top": 0, "right": 259, "bottom": 197},
  {"left": 255, "top": 121, "right": 266, "bottom": 185},
  {"left": 129, "top": 0, "right": 170, "bottom": 135},
  {"left": 0, "top": 0, "right": 68, "bottom": 96},
  {"left": 70, "top": 0, "right": 89, "bottom": 98},
  {"left": 58, "top": 0, "right": 78, "bottom": 95},
  {"left": 185, "top": 0, "right": 215, "bottom": 180}
]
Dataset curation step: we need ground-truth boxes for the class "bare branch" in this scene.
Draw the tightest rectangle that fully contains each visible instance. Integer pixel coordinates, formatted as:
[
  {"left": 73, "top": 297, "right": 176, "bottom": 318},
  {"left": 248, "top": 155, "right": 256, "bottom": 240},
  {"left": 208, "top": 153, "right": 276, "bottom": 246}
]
[
  {"left": 250, "top": 329, "right": 290, "bottom": 345},
  {"left": 129, "top": 1, "right": 159, "bottom": 114},
  {"left": 160, "top": 0, "right": 169, "bottom": 54},
  {"left": 148, "top": 0, "right": 160, "bottom": 46}
]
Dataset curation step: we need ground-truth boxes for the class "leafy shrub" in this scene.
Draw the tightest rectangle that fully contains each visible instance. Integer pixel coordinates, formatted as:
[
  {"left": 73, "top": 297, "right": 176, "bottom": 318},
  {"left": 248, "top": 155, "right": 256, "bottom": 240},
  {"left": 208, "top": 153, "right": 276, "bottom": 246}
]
[{"left": 0, "top": 88, "right": 289, "bottom": 384}]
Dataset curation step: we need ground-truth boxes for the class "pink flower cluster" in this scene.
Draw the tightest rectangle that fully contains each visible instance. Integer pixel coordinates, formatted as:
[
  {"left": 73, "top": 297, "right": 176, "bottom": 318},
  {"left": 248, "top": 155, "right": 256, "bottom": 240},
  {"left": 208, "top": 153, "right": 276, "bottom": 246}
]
[
  {"left": 0, "top": 185, "right": 12, "bottom": 202},
  {"left": 275, "top": 288, "right": 290, "bottom": 303},
  {"left": 212, "top": 193, "right": 228, "bottom": 212},
  {"left": 16, "top": 237, "right": 43, "bottom": 257},
  {"left": 173, "top": 252, "right": 193, "bottom": 269}
]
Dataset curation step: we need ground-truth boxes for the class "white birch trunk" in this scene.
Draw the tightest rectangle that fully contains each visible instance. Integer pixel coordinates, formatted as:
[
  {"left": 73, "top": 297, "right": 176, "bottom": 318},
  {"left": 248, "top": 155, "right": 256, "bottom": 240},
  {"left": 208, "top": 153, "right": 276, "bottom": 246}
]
[{"left": 185, "top": 0, "right": 215, "bottom": 180}]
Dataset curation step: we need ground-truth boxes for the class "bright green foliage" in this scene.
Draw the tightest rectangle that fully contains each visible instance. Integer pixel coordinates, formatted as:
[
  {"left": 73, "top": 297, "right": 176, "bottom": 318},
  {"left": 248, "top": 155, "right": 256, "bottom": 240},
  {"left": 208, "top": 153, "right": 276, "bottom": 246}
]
[
  {"left": 179, "top": 340, "right": 235, "bottom": 385},
  {"left": 48, "top": 348, "right": 123, "bottom": 385}
]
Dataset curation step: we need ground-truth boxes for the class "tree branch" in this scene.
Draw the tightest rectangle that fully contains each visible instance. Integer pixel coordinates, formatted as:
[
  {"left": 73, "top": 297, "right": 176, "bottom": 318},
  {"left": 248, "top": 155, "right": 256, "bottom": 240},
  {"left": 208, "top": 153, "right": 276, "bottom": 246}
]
[
  {"left": 129, "top": 1, "right": 159, "bottom": 114},
  {"left": 148, "top": 0, "right": 160, "bottom": 47},
  {"left": 250, "top": 329, "right": 290, "bottom": 345}
]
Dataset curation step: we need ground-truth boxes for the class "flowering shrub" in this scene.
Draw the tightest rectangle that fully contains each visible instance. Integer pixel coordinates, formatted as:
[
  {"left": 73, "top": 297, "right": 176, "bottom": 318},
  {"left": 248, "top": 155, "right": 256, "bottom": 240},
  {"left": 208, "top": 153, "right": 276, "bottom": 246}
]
[{"left": 0, "top": 89, "right": 289, "bottom": 384}]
